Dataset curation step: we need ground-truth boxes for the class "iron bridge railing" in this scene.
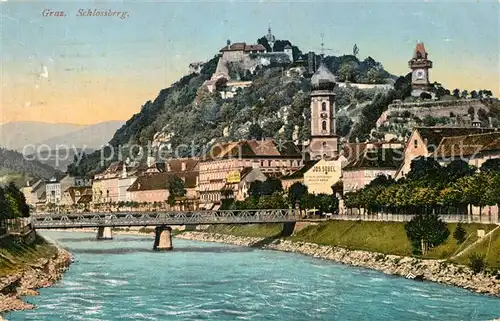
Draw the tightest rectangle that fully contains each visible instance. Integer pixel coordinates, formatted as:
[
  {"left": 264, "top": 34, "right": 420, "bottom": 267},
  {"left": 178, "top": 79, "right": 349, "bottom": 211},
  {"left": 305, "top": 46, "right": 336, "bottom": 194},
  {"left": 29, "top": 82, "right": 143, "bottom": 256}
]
[{"left": 31, "top": 209, "right": 298, "bottom": 229}]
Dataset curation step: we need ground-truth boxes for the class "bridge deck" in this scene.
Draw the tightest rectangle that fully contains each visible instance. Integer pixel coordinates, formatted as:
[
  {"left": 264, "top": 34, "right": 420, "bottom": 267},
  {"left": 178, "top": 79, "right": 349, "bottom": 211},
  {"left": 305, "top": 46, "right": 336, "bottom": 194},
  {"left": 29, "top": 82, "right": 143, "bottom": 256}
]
[{"left": 32, "top": 209, "right": 298, "bottom": 229}]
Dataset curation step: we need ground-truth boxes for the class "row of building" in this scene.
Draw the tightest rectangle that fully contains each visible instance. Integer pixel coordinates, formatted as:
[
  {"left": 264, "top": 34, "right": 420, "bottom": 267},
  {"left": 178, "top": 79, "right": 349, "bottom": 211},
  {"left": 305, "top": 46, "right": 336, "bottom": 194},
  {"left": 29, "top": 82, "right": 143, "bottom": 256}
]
[
  {"left": 21, "top": 49, "right": 500, "bottom": 213},
  {"left": 21, "top": 126, "right": 500, "bottom": 212}
]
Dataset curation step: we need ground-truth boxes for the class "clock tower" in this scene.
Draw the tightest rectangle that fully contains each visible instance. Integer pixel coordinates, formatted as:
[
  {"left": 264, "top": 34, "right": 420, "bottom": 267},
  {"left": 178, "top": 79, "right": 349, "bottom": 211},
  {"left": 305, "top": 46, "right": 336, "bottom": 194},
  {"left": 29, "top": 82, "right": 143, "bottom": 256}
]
[
  {"left": 308, "top": 61, "right": 338, "bottom": 160},
  {"left": 408, "top": 42, "right": 433, "bottom": 91}
]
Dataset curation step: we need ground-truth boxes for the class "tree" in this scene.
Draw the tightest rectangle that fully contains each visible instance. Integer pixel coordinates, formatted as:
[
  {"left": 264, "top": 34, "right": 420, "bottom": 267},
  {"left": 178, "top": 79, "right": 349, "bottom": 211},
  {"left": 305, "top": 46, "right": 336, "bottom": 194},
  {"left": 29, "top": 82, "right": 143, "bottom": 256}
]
[
  {"left": 461, "top": 90, "right": 469, "bottom": 99},
  {"left": 248, "top": 123, "right": 264, "bottom": 140},
  {"left": 167, "top": 176, "right": 186, "bottom": 206},
  {"left": 480, "top": 159, "right": 500, "bottom": 173},
  {"left": 288, "top": 182, "right": 308, "bottom": 208},
  {"left": 315, "top": 194, "right": 338, "bottom": 214},
  {"left": 468, "top": 253, "right": 486, "bottom": 274},
  {"left": 215, "top": 78, "right": 228, "bottom": 92},
  {"left": 260, "top": 177, "right": 283, "bottom": 196},
  {"left": 470, "top": 90, "right": 479, "bottom": 99},
  {"left": 338, "top": 62, "right": 358, "bottom": 82},
  {"left": 5, "top": 182, "right": 29, "bottom": 217},
  {"left": 452, "top": 88, "right": 460, "bottom": 98},
  {"left": 405, "top": 213, "right": 450, "bottom": 255},
  {"left": 445, "top": 160, "right": 475, "bottom": 182},
  {"left": 453, "top": 223, "right": 467, "bottom": 244},
  {"left": 367, "top": 68, "right": 384, "bottom": 84},
  {"left": 420, "top": 92, "right": 432, "bottom": 100},
  {"left": 353, "top": 44, "right": 359, "bottom": 57}
]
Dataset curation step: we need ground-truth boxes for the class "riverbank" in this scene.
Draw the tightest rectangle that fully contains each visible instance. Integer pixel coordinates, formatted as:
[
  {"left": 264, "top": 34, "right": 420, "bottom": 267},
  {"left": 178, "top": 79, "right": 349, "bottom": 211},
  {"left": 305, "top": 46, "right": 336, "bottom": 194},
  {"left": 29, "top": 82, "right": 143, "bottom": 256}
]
[
  {"left": 0, "top": 234, "right": 72, "bottom": 314},
  {"left": 177, "top": 231, "right": 500, "bottom": 297}
]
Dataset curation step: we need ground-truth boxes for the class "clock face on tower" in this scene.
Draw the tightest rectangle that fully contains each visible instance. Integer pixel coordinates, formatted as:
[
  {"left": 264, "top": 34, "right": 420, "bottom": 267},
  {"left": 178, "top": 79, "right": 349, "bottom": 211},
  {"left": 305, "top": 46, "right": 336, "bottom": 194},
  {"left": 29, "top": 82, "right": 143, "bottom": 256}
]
[{"left": 415, "top": 69, "right": 425, "bottom": 80}]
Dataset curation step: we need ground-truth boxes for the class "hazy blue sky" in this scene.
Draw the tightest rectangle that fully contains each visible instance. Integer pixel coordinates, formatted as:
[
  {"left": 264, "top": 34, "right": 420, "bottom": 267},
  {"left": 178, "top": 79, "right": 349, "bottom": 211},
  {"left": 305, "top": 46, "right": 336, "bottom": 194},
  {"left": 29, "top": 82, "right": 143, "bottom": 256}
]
[{"left": 1, "top": 1, "right": 498, "bottom": 124}]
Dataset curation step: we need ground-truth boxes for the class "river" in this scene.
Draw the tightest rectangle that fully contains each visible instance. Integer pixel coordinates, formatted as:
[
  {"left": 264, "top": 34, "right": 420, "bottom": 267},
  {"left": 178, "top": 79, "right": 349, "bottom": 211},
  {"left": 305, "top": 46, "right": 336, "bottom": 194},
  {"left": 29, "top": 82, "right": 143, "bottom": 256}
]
[{"left": 6, "top": 231, "right": 500, "bottom": 321}]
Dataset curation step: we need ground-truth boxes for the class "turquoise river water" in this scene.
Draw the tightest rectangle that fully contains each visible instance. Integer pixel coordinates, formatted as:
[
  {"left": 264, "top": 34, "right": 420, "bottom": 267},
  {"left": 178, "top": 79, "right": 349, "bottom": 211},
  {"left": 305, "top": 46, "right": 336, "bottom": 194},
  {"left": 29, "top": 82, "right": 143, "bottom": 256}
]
[{"left": 6, "top": 231, "right": 500, "bottom": 321}]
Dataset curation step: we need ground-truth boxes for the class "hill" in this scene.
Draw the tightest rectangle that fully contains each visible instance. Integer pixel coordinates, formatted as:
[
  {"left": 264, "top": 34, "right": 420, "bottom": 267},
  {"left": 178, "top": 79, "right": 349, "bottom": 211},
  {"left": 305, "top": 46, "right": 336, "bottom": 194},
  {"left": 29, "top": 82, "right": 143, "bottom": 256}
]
[
  {"left": 68, "top": 48, "right": 399, "bottom": 176},
  {"left": 0, "top": 148, "right": 60, "bottom": 186},
  {"left": 0, "top": 122, "right": 85, "bottom": 151},
  {"left": 0, "top": 121, "right": 124, "bottom": 151},
  {"left": 37, "top": 120, "right": 125, "bottom": 149}
]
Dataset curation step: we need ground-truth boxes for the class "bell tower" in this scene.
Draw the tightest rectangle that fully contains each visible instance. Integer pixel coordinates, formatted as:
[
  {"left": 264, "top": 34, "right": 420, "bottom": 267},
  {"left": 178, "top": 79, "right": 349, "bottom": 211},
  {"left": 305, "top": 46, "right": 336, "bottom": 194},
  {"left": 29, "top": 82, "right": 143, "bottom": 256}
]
[
  {"left": 308, "top": 61, "right": 338, "bottom": 160},
  {"left": 408, "top": 42, "right": 433, "bottom": 91}
]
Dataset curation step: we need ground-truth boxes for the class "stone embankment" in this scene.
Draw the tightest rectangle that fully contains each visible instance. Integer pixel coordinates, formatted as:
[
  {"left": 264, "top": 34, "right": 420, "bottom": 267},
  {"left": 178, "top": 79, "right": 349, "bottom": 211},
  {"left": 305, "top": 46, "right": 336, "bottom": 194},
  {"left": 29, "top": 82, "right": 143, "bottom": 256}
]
[
  {"left": 0, "top": 247, "right": 72, "bottom": 313},
  {"left": 178, "top": 232, "right": 500, "bottom": 297}
]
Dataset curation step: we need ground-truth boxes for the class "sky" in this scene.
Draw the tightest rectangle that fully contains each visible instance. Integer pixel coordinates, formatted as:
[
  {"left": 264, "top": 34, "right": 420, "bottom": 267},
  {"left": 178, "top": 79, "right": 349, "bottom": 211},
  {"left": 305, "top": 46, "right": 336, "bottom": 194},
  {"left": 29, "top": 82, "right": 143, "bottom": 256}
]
[{"left": 1, "top": 1, "right": 499, "bottom": 125}]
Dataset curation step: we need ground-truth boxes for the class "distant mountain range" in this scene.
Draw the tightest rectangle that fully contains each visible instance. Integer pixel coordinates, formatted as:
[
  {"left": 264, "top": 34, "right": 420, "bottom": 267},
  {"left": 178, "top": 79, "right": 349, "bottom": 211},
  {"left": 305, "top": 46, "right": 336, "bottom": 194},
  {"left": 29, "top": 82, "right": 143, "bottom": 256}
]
[
  {"left": 0, "top": 120, "right": 124, "bottom": 151},
  {"left": 0, "top": 120, "right": 125, "bottom": 172}
]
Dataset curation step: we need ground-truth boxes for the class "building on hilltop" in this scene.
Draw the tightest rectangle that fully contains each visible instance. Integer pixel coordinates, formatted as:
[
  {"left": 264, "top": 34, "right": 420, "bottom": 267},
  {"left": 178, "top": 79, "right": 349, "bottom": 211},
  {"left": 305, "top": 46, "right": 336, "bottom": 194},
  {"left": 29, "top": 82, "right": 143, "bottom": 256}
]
[
  {"left": 409, "top": 42, "right": 433, "bottom": 95},
  {"left": 265, "top": 25, "right": 276, "bottom": 52}
]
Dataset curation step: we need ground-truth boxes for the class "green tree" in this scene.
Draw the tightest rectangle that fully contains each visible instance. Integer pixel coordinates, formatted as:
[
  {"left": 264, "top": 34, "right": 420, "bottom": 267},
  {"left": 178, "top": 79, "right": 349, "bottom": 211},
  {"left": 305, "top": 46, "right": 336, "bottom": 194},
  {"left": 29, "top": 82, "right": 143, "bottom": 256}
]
[
  {"left": 366, "top": 68, "right": 384, "bottom": 84},
  {"left": 338, "top": 62, "right": 358, "bottom": 82},
  {"left": 353, "top": 44, "right": 359, "bottom": 57},
  {"left": 453, "top": 223, "right": 467, "bottom": 244},
  {"left": 480, "top": 159, "right": 500, "bottom": 173},
  {"left": 5, "top": 182, "right": 29, "bottom": 217},
  {"left": 461, "top": 90, "right": 469, "bottom": 99},
  {"left": 288, "top": 182, "right": 308, "bottom": 208},
  {"left": 260, "top": 177, "right": 283, "bottom": 196},
  {"left": 468, "top": 253, "right": 486, "bottom": 274},
  {"left": 452, "top": 88, "right": 460, "bottom": 98},
  {"left": 248, "top": 123, "right": 264, "bottom": 140},
  {"left": 314, "top": 194, "right": 338, "bottom": 214},
  {"left": 405, "top": 213, "right": 450, "bottom": 255},
  {"left": 167, "top": 176, "right": 186, "bottom": 206}
]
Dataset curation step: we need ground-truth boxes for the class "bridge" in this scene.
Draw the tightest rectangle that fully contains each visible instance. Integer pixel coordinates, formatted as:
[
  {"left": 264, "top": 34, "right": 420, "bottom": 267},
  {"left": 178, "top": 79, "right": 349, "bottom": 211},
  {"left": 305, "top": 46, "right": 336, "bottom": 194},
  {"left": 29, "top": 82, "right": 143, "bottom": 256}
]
[{"left": 31, "top": 209, "right": 298, "bottom": 251}]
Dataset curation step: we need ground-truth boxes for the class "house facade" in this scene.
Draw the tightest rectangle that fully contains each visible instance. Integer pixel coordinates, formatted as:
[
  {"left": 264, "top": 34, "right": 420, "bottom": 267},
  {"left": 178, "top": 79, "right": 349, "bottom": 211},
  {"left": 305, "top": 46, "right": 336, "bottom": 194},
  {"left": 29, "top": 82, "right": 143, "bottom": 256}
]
[
  {"left": 396, "top": 127, "right": 497, "bottom": 179},
  {"left": 343, "top": 145, "right": 403, "bottom": 194},
  {"left": 198, "top": 139, "right": 303, "bottom": 204},
  {"left": 46, "top": 175, "right": 73, "bottom": 204}
]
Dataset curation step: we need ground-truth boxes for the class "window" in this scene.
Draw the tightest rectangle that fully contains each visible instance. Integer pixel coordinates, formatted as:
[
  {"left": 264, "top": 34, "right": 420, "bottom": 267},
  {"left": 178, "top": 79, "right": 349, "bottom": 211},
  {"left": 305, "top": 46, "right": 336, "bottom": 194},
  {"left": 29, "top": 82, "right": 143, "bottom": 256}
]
[
  {"left": 322, "top": 142, "right": 327, "bottom": 148},
  {"left": 321, "top": 102, "right": 327, "bottom": 111},
  {"left": 322, "top": 121, "right": 327, "bottom": 131},
  {"left": 413, "top": 139, "right": 418, "bottom": 148}
]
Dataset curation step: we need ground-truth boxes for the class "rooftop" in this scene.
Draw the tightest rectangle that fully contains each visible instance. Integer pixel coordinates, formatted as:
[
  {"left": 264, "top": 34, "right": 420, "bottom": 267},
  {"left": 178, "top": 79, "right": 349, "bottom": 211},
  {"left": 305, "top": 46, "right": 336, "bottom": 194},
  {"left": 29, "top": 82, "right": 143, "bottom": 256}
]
[
  {"left": 414, "top": 127, "right": 498, "bottom": 150},
  {"left": 432, "top": 132, "right": 500, "bottom": 158}
]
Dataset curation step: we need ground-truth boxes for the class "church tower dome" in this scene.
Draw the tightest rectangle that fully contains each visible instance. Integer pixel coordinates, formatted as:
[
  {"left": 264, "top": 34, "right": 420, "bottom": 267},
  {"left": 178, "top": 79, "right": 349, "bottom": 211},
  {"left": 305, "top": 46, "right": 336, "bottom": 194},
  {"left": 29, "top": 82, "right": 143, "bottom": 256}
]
[
  {"left": 308, "top": 61, "right": 338, "bottom": 160},
  {"left": 311, "top": 62, "right": 336, "bottom": 90}
]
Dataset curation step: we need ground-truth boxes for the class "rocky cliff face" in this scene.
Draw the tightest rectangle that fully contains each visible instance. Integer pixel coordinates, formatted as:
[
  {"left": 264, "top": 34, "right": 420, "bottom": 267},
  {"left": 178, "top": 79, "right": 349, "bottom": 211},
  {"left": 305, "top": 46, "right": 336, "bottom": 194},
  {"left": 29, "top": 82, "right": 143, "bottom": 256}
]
[
  {"left": 0, "top": 247, "right": 72, "bottom": 313},
  {"left": 177, "top": 232, "right": 500, "bottom": 297}
]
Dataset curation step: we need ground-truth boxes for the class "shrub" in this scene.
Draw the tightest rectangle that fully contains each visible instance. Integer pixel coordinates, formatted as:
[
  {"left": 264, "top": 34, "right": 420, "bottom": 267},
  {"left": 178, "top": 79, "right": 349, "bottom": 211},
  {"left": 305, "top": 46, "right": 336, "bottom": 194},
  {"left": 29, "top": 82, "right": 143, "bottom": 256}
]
[
  {"left": 468, "top": 253, "right": 486, "bottom": 274},
  {"left": 453, "top": 223, "right": 467, "bottom": 244}
]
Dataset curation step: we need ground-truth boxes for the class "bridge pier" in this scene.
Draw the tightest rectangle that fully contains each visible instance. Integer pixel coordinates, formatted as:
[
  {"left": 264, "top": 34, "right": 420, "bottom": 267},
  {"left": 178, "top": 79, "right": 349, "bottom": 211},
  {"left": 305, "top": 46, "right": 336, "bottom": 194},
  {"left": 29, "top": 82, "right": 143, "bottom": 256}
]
[
  {"left": 153, "top": 226, "right": 173, "bottom": 251},
  {"left": 280, "top": 222, "right": 296, "bottom": 237},
  {"left": 96, "top": 227, "right": 113, "bottom": 240}
]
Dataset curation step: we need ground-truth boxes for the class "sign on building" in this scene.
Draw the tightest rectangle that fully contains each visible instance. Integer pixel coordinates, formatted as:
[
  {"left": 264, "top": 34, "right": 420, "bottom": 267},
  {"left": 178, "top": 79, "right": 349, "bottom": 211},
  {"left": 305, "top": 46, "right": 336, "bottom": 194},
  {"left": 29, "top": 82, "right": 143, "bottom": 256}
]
[{"left": 226, "top": 171, "right": 241, "bottom": 183}]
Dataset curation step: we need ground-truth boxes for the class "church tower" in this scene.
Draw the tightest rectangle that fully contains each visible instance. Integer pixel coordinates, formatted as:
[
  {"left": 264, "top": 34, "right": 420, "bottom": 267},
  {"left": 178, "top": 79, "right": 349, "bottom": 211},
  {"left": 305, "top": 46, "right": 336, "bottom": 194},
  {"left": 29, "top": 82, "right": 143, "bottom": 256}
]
[
  {"left": 408, "top": 42, "right": 433, "bottom": 92},
  {"left": 308, "top": 62, "right": 338, "bottom": 160}
]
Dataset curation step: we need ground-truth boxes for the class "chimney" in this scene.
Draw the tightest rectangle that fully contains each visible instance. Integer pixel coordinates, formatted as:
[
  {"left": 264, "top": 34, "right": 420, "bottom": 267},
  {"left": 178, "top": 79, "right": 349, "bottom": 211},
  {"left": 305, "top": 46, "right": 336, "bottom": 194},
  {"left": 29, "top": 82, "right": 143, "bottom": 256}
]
[
  {"left": 181, "top": 161, "right": 186, "bottom": 171},
  {"left": 26, "top": 181, "right": 30, "bottom": 187}
]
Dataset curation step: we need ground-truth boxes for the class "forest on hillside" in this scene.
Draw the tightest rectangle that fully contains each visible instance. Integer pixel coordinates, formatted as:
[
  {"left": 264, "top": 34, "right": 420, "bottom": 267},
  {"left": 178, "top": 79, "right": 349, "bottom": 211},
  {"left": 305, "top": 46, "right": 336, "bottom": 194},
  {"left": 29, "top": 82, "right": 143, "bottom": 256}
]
[
  {"left": 0, "top": 148, "right": 59, "bottom": 185},
  {"left": 67, "top": 41, "right": 408, "bottom": 177}
]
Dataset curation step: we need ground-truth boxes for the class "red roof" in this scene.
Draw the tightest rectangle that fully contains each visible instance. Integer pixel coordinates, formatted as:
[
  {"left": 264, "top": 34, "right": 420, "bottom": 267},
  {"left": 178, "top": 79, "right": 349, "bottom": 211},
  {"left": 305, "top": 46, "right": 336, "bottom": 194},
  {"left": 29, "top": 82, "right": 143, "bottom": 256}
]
[
  {"left": 219, "top": 43, "right": 266, "bottom": 53},
  {"left": 413, "top": 42, "right": 427, "bottom": 59}
]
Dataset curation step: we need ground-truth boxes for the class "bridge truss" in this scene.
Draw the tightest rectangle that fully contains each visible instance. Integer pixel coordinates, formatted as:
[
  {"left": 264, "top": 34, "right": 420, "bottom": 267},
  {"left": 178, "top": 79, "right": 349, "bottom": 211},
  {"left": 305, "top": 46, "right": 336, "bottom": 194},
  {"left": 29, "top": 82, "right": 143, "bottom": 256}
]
[{"left": 32, "top": 209, "right": 298, "bottom": 229}]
